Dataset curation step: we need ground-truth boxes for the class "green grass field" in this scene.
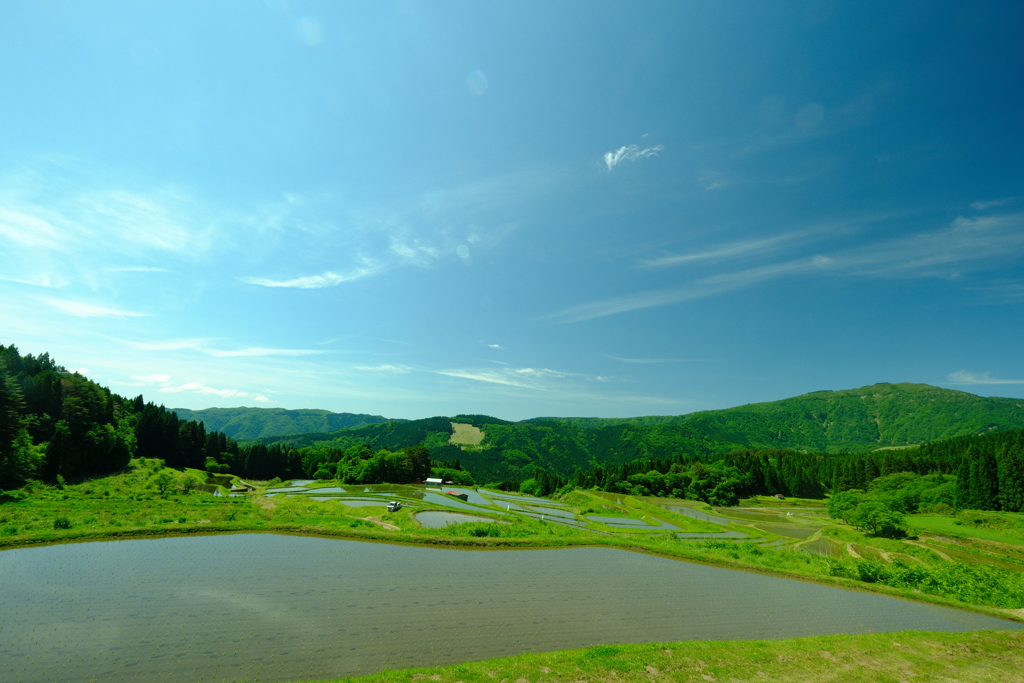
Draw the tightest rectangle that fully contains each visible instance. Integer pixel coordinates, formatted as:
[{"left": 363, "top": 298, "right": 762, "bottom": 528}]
[
  {"left": 317, "top": 630, "right": 1024, "bottom": 683},
  {"left": 911, "top": 513, "right": 1024, "bottom": 545}
]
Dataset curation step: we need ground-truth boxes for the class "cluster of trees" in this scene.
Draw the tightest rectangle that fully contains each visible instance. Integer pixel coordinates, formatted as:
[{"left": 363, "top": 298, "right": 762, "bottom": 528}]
[
  {"left": 566, "top": 448, "right": 825, "bottom": 505},
  {"left": 297, "top": 443, "right": 475, "bottom": 486},
  {"left": 0, "top": 345, "right": 308, "bottom": 487},
  {"left": 825, "top": 431, "right": 1024, "bottom": 513},
  {"left": 1, "top": 346, "right": 135, "bottom": 488},
  {"left": 825, "top": 472, "right": 957, "bottom": 537}
]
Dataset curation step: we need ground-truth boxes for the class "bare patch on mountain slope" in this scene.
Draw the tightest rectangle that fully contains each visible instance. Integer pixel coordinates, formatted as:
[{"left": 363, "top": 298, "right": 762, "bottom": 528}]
[{"left": 449, "top": 422, "right": 485, "bottom": 447}]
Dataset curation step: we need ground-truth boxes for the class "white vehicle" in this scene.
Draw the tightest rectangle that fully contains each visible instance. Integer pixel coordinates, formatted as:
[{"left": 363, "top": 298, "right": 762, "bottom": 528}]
[{"left": 386, "top": 501, "right": 401, "bottom": 512}]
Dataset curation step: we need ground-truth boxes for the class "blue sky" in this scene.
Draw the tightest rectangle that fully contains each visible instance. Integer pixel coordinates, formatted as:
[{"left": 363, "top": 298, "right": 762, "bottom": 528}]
[{"left": 1, "top": 1, "right": 1022, "bottom": 420}]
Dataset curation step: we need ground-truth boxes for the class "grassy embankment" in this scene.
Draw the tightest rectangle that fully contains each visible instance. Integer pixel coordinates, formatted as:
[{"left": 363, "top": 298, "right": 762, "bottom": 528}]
[
  {"left": 3, "top": 460, "right": 1024, "bottom": 620},
  {"left": 309, "top": 630, "right": 1024, "bottom": 683}
]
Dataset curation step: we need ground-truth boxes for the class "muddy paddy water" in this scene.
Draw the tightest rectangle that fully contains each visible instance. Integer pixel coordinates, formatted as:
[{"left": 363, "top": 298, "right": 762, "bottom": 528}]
[{"left": 1, "top": 534, "right": 1020, "bottom": 683}]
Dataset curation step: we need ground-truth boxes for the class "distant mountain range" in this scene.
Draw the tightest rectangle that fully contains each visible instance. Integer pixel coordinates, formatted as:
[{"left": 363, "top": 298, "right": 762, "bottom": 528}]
[
  {"left": 170, "top": 407, "right": 398, "bottom": 441},
  {"left": 229, "top": 383, "right": 1024, "bottom": 482}
]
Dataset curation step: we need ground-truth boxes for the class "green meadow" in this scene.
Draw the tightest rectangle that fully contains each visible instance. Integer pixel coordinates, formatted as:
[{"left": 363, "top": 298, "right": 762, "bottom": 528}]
[{"left": 319, "top": 631, "right": 1024, "bottom": 683}]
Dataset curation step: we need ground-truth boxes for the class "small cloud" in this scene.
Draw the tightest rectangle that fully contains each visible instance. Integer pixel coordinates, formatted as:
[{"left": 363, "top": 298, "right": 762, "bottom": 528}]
[
  {"left": 115, "top": 338, "right": 322, "bottom": 357},
  {"left": 43, "top": 298, "right": 147, "bottom": 318},
  {"left": 639, "top": 231, "right": 816, "bottom": 269},
  {"left": 253, "top": 394, "right": 270, "bottom": 403},
  {"left": 240, "top": 265, "right": 380, "bottom": 289},
  {"left": 795, "top": 103, "right": 825, "bottom": 129},
  {"left": 486, "top": 343, "right": 505, "bottom": 350},
  {"left": 603, "top": 144, "right": 664, "bottom": 171},
  {"left": 697, "top": 171, "right": 729, "bottom": 190},
  {"left": 971, "top": 198, "right": 1012, "bottom": 210},
  {"left": 102, "top": 266, "right": 170, "bottom": 273},
  {"left": 466, "top": 68, "right": 489, "bottom": 96},
  {"left": 436, "top": 366, "right": 569, "bottom": 390},
  {"left": 353, "top": 364, "right": 413, "bottom": 374},
  {"left": 812, "top": 255, "right": 834, "bottom": 268},
  {"left": 294, "top": 17, "right": 324, "bottom": 46},
  {"left": 947, "top": 370, "right": 1024, "bottom": 385},
  {"left": 158, "top": 381, "right": 249, "bottom": 398},
  {"left": 204, "top": 347, "right": 322, "bottom": 358},
  {"left": 133, "top": 373, "right": 171, "bottom": 383}
]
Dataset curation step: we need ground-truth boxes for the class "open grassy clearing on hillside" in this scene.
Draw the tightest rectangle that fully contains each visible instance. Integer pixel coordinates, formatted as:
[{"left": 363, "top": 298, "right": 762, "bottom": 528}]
[
  {"left": 449, "top": 422, "right": 485, "bottom": 446},
  {"left": 322, "top": 631, "right": 1024, "bottom": 683}
]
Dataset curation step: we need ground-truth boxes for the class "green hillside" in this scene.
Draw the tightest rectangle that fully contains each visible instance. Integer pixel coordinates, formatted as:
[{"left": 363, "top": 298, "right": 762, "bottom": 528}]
[
  {"left": 261, "top": 383, "right": 1024, "bottom": 483},
  {"left": 169, "top": 407, "right": 396, "bottom": 441},
  {"left": 535, "top": 383, "right": 1024, "bottom": 452}
]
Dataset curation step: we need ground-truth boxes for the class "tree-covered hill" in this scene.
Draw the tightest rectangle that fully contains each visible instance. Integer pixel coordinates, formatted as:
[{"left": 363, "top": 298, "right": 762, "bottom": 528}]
[
  {"left": 260, "top": 383, "right": 1024, "bottom": 483},
  {"left": 170, "top": 407, "right": 397, "bottom": 441},
  {"left": 533, "top": 383, "right": 1024, "bottom": 452}
]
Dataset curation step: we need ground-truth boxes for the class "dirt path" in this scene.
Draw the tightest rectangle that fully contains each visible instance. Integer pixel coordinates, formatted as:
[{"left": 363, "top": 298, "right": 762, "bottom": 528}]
[
  {"left": 845, "top": 543, "right": 861, "bottom": 559},
  {"left": 904, "top": 539, "right": 952, "bottom": 562},
  {"left": 255, "top": 495, "right": 277, "bottom": 511},
  {"left": 366, "top": 516, "right": 400, "bottom": 531}
]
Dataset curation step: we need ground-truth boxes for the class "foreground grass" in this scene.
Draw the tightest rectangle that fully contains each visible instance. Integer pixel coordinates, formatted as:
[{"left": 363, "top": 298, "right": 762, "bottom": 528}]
[{"left": 317, "top": 631, "right": 1024, "bottom": 683}]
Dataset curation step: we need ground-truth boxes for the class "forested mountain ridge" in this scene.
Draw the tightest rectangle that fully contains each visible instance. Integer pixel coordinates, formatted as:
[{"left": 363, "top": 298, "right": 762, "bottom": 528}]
[
  {"left": 258, "top": 384, "right": 1024, "bottom": 484},
  {"left": 5, "top": 341, "right": 1024, "bottom": 493},
  {"left": 170, "top": 407, "right": 397, "bottom": 441},
  {"left": 531, "top": 383, "right": 1024, "bottom": 452}
]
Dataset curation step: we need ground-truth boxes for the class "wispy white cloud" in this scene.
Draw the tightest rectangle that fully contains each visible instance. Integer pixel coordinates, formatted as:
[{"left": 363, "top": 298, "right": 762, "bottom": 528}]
[
  {"left": 204, "top": 347, "right": 323, "bottom": 358},
  {"left": 969, "top": 280, "right": 1024, "bottom": 304},
  {"left": 158, "top": 381, "right": 249, "bottom": 398},
  {"left": 971, "top": 198, "right": 1012, "bottom": 210},
  {"left": 253, "top": 394, "right": 270, "bottom": 402},
  {"left": 486, "top": 343, "right": 505, "bottom": 350},
  {"left": 115, "top": 337, "right": 323, "bottom": 357},
  {"left": 603, "top": 144, "right": 664, "bottom": 171},
  {"left": 638, "top": 231, "right": 816, "bottom": 268},
  {"left": 43, "top": 298, "right": 148, "bottom": 318},
  {"left": 605, "top": 355, "right": 689, "bottom": 364},
  {"left": 549, "top": 212, "right": 1024, "bottom": 322},
  {"left": 546, "top": 286, "right": 720, "bottom": 324},
  {"left": 353, "top": 364, "right": 413, "bottom": 374},
  {"left": 436, "top": 366, "right": 568, "bottom": 390},
  {"left": 102, "top": 266, "right": 171, "bottom": 273},
  {"left": 947, "top": 370, "right": 1024, "bottom": 385},
  {"left": 240, "top": 264, "right": 382, "bottom": 289},
  {"left": 0, "top": 206, "right": 68, "bottom": 250}
]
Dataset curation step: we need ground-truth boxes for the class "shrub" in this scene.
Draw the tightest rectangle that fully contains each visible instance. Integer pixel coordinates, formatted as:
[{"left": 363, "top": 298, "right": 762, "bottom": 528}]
[
  {"left": 53, "top": 517, "right": 72, "bottom": 530},
  {"left": 849, "top": 501, "right": 906, "bottom": 537}
]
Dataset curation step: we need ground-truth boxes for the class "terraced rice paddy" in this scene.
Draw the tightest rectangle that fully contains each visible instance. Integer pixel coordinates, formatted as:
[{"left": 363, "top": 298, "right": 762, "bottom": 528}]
[
  {"left": 2, "top": 534, "right": 1019, "bottom": 683},
  {"left": 414, "top": 511, "right": 504, "bottom": 528}
]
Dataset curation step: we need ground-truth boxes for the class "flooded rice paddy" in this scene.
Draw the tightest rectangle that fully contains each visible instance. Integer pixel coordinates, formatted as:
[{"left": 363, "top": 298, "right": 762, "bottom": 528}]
[
  {"left": 1, "top": 534, "right": 1020, "bottom": 683},
  {"left": 414, "top": 511, "right": 504, "bottom": 528}
]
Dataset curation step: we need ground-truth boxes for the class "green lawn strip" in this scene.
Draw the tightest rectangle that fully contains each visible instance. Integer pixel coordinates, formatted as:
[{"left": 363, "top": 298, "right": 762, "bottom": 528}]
[{"left": 311, "top": 631, "right": 1024, "bottom": 683}]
